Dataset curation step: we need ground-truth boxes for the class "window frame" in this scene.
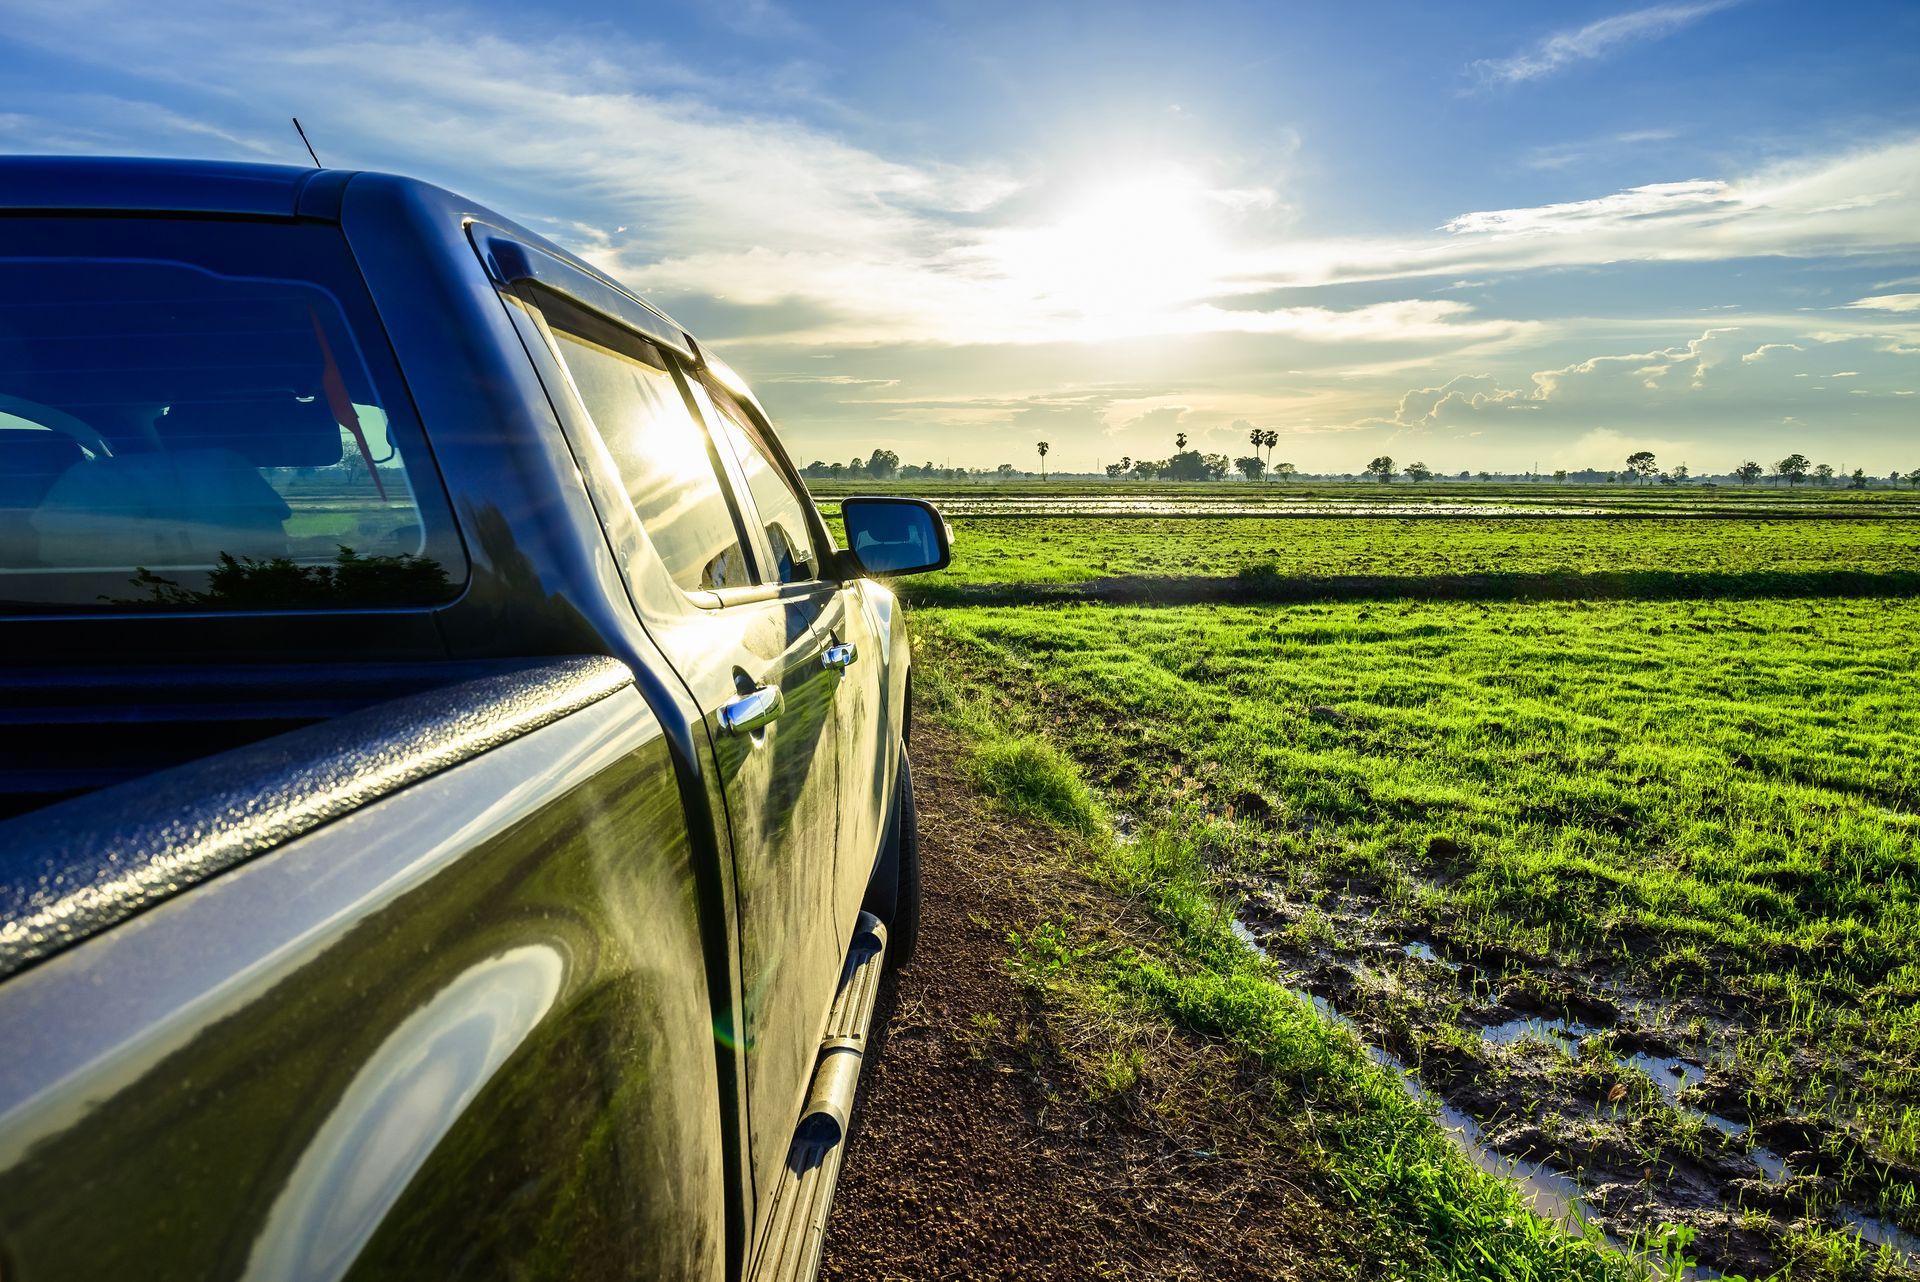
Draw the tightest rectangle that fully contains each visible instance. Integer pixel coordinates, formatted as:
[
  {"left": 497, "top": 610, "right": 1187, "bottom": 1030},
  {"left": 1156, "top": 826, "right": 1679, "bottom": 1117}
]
[
  {"left": 514, "top": 286, "right": 766, "bottom": 607},
  {"left": 690, "top": 375, "right": 830, "bottom": 592}
]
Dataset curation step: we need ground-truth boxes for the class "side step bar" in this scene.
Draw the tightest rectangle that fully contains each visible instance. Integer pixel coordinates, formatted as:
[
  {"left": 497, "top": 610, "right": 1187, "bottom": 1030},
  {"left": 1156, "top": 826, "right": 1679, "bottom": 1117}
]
[{"left": 748, "top": 912, "right": 889, "bottom": 1282}]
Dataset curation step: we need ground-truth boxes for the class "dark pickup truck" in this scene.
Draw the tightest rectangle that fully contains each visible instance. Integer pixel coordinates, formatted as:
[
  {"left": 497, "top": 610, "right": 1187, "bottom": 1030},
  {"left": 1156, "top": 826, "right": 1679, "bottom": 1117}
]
[{"left": 0, "top": 156, "right": 951, "bottom": 1282}]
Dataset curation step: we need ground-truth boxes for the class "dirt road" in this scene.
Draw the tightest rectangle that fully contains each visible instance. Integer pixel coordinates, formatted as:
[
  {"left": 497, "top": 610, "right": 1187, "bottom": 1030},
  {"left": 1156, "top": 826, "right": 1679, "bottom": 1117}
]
[{"left": 819, "top": 724, "right": 1334, "bottom": 1282}]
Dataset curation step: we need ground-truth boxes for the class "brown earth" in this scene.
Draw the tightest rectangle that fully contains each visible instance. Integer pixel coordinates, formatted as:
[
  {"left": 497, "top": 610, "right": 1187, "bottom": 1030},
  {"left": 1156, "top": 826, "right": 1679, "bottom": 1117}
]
[{"left": 819, "top": 722, "right": 1345, "bottom": 1282}]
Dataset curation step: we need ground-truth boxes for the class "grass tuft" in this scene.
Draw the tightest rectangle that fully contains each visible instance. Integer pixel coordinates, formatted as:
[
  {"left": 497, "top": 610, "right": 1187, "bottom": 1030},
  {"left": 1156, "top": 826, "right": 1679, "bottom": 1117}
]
[{"left": 970, "top": 733, "right": 1104, "bottom": 836}]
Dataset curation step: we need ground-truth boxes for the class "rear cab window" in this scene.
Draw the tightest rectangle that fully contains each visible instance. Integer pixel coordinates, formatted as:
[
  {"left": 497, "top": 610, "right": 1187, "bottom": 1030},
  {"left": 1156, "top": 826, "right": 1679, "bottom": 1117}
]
[{"left": 0, "top": 217, "right": 464, "bottom": 612}]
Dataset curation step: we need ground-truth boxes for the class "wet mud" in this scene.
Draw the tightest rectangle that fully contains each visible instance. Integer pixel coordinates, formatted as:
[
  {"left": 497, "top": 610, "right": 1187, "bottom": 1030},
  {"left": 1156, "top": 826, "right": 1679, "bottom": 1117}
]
[{"left": 1226, "top": 877, "right": 1920, "bottom": 1279}]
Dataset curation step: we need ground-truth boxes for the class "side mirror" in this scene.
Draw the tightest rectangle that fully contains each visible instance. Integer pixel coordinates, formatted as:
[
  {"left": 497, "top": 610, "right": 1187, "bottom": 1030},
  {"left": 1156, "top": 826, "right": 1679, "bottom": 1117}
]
[{"left": 838, "top": 497, "right": 952, "bottom": 577}]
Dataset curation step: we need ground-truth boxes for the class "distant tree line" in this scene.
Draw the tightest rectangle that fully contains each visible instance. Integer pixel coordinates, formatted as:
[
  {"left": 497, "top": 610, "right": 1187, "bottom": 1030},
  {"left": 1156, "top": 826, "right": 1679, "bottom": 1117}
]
[{"left": 807, "top": 441, "right": 1920, "bottom": 487}]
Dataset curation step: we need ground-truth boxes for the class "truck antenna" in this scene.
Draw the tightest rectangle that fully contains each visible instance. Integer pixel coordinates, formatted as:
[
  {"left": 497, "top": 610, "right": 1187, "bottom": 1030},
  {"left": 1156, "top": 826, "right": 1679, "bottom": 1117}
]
[{"left": 291, "top": 117, "right": 322, "bottom": 168}]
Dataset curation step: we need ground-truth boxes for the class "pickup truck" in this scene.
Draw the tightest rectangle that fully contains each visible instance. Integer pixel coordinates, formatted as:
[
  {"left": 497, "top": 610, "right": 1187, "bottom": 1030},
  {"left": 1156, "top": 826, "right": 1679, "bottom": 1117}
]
[{"left": 0, "top": 155, "right": 952, "bottom": 1282}]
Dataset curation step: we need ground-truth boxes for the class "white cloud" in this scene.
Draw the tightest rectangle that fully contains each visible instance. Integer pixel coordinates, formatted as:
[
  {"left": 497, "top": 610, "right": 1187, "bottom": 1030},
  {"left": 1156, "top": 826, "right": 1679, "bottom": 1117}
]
[
  {"left": 1238, "top": 137, "right": 1920, "bottom": 293},
  {"left": 1845, "top": 293, "right": 1920, "bottom": 313},
  {"left": 1741, "top": 342, "right": 1803, "bottom": 363},
  {"left": 1471, "top": 1, "right": 1740, "bottom": 86}
]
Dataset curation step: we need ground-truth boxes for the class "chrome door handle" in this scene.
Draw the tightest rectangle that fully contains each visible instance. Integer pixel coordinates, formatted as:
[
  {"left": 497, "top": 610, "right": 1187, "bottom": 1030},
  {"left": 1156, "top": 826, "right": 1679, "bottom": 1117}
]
[
  {"left": 720, "top": 683, "right": 784, "bottom": 735},
  {"left": 821, "top": 642, "right": 858, "bottom": 671}
]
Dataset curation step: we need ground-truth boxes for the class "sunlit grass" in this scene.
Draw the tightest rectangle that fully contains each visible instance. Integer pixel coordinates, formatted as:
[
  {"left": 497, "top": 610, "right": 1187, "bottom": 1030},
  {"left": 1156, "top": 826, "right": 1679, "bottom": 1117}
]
[{"left": 916, "top": 596, "right": 1920, "bottom": 1188}]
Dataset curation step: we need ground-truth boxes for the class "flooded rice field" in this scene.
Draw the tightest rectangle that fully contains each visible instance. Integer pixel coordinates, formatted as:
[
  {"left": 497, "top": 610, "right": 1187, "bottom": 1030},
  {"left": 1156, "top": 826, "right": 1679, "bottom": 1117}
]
[
  {"left": 821, "top": 494, "right": 1917, "bottom": 520},
  {"left": 1227, "top": 887, "right": 1920, "bottom": 1279}
]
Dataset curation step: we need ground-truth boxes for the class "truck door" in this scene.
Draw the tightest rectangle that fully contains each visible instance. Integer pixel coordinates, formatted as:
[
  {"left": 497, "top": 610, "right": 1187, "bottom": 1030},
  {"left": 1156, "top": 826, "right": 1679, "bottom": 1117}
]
[
  {"left": 688, "top": 379, "right": 887, "bottom": 945},
  {"left": 507, "top": 293, "right": 846, "bottom": 1250}
]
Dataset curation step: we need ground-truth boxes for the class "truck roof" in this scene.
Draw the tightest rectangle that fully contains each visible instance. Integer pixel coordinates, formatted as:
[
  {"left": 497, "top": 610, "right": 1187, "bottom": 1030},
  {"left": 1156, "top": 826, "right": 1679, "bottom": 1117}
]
[
  {"left": 0, "top": 155, "right": 357, "bottom": 218},
  {"left": 0, "top": 156, "right": 712, "bottom": 378}
]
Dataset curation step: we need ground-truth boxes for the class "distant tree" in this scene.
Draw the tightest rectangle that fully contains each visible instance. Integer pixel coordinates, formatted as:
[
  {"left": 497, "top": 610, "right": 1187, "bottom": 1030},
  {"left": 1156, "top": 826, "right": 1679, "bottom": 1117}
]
[
  {"left": 1036, "top": 440, "right": 1049, "bottom": 481},
  {"left": 1163, "top": 450, "right": 1214, "bottom": 482},
  {"left": 828, "top": 461, "right": 845, "bottom": 479},
  {"left": 867, "top": 448, "right": 900, "bottom": 480},
  {"left": 1235, "top": 455, "right": 1264, "bottom": 481},
  {"left": 1671, "top": 463, "right": 1690, "bottom": 483},
  {"left": 1477, "top": 470, "right": 1493, "bottom": 482},
  {"left": 1273, "top": 461, "right": 1297, "bottom": 482},
  {"left": 1132, "top": 458, "right": 1161, "bottom": 480},
  {"left": 1813, "top": 462, "right": 1835, "bottom": 486},
  {"left": 1553, "top": 469, "right": 1568, "bottom": 482},
  {"left": 1261, "top": 429, "right": 1279, "bottom": 477},
  {"left": 1460, "top": 470, "right": 1472, "bottom": 481},
  {"left": 1120, "top": 456, "right": 1132, "bottom": 477},
  {"left": 1366, "top": 455, "right": 1395, "bottom": 483},
  {"left": 1405, "top": 461, "right": 1433, "bottom": 482},
  {"left": 1104, "top": 462, "right": 1125, "bottom": 479},
  {"left": 1175, "top": 431, "right": 1188, "bottom": 451},
  {"left": 1248, "top": 425, "right": 1264, "bottom": 470},
  {"left": 995, "top": 462, "right": 1016, "bottom": 478},
  {"left": 847, "top": 457, "right": 869, "bottom": 479},
  {"left": 1735, "top": 460, "right": 1763, "bottom": 485},
  {"left": 1778, "top": 453, "right": 1811, "bottom": 486},
  {"left": 1625, "top": 450, "right": 1658, "bottom": 484},
  {"left": 1851, "top": 467, "right": 1868, "bottom": 489},
  {"left": 1907, "top": 468, "right": 1920, "bottom": 489}
]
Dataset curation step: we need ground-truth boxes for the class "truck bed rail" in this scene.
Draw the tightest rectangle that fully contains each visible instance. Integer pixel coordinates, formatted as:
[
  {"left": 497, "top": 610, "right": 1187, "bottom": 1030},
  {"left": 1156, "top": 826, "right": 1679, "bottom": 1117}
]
[{"left": 0, "top": 656, "right": 633, "bottom": 980}]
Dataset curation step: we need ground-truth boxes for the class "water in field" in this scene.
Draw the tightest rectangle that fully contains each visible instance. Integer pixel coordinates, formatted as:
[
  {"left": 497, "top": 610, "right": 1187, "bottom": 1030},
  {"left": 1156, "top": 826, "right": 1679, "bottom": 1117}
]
[
  {"left": 1227, "top": 915, "right": 1912, "bottom": 1272},
  {"left": 1227, "top": 918, "right": 1608, "bottom": 1242},
  {"left": 820, "top": 493, "right": 1907, "bottom": 519}
]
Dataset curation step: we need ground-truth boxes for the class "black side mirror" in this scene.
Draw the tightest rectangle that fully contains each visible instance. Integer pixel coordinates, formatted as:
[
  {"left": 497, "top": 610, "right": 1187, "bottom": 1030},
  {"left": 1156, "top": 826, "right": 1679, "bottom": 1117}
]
[{"left": 839, "top": 497, "right": 952, "bottom": 577}]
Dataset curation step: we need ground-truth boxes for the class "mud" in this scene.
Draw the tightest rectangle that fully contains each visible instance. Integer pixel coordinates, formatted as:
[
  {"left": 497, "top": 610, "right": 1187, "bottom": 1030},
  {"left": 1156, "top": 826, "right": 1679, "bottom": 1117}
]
[{"left": 1226, "top": 878, "right": 1920, "bottom": 1279}]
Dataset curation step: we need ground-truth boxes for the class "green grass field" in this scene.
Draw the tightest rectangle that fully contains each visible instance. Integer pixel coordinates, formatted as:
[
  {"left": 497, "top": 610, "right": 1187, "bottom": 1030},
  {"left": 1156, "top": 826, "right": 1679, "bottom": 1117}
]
[
  {"left": 906, "top": 516, "right": 1920, "bottom": 586},
  {"left": 892, "top": 485, "right": 1920, "bottom": 1280}
]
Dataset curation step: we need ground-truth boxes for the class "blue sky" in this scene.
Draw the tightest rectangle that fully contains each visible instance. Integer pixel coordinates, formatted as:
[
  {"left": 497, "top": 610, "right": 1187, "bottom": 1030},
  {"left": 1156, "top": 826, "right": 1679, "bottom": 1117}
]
[{"left": 4, "top": 0, "right": 1918, "bottom": 474}]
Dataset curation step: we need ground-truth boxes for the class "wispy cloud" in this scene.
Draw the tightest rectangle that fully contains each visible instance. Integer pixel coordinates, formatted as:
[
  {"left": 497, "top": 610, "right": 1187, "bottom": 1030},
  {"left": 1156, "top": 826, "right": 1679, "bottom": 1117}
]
[
  {"left": 1523, "top": 128, "right": 1680, "bottom": 171},
  {"left": 1844, "top": 293, "right": 1920, "bottom": 313},
  {"left": 1471, "top": 1, "right": 1740, "bottom": 86}
]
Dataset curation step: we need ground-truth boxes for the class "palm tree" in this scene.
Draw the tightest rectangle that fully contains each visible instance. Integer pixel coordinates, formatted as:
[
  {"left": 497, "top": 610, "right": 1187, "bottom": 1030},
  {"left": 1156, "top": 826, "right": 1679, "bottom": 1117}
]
[
  {"left": 1175, "top": 431, "right": 1188, "bottom": 452},
  {"left": 1261, "top": 429, "right": 1278, "bottom": 478},
  {"left": 1247, "top": 425, "right": 1263, "bottom": 480},
  {"left": 1036, "top": 440, "right": 1049, "bottom": 480}
]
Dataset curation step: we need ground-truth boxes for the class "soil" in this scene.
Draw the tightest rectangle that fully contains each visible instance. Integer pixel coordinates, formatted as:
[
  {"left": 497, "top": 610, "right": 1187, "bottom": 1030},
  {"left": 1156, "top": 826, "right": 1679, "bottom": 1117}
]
[
  {"left": 1227, "top": 878, "right": 1920, "bottom": 1280},
  {"left": 820, "top": 723, "right": 1338, "bottom": 1282}
]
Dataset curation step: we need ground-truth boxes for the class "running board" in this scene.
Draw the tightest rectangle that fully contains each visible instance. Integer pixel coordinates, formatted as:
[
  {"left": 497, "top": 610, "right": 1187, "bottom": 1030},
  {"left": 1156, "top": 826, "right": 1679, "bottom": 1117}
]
[{"left": 747, "top": 911, "right": 888, "bottom": 1282}]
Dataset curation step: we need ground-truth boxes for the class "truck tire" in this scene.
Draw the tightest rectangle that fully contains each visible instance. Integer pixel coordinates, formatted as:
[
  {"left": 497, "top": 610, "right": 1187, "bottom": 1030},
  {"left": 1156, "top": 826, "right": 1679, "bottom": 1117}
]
[{"left": 883, "top": 753, "right": 921, "bottom": 971}]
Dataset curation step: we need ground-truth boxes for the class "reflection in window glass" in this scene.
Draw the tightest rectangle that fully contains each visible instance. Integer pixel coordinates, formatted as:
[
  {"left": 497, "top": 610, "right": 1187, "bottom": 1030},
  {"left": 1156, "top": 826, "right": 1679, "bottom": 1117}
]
[
  {"left": 544, "top": 324, "right": 749, "bottom": 593},
  {"left": 0, "top": 219, "right": 458, "bottom": 612},
  {"left": 705, "top": 389, "right": 816, "bottom": 584}
]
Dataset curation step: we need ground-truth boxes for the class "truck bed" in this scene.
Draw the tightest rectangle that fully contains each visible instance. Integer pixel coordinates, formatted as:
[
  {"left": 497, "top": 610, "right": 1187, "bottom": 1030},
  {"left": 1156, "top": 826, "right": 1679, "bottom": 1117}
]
[{"left": 0, "top": 661, "right": 539, "bottom": 821}]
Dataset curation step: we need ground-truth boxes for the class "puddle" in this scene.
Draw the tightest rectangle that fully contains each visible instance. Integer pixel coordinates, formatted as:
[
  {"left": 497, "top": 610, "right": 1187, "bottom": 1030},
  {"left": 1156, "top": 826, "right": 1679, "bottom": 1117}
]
[
  {"left": 1839, "top": 1207, "right": 1920, "bottom": 1263},
  {"left": 1231, "top": 917, "right": 1608, "bottom": 1240},
  {"left": 1623, "top": 1053, "right": 1789, "bottom": 1169},
  {"left": 1228, "top": 914, "right": 1833, "bottom": 1276},
  {"left": 1483, "top": 1016, "right": 1599, "bottom": 1058}
]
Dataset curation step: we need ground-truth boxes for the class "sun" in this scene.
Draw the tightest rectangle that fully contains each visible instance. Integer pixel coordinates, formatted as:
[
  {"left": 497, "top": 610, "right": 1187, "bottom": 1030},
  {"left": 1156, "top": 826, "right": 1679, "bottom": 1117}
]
[{"left": 984, "top": 166, "right": 1235, "bottom": 338}]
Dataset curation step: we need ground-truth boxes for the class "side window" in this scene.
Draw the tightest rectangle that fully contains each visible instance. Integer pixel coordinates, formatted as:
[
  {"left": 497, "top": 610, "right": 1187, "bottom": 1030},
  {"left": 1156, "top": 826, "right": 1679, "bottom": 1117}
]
[
  {"left": 704, "top": 386, "right": 817, "bottom": 585},
  {"left": 535, "top": 301, "right": 751, "bottom": 594}
]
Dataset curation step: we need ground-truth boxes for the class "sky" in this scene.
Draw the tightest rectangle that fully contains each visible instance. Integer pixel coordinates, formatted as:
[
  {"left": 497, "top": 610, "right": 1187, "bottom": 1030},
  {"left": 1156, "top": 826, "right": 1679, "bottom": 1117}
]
[{"left": 3, "top": 0, "right": 1918, "bottom": 475}]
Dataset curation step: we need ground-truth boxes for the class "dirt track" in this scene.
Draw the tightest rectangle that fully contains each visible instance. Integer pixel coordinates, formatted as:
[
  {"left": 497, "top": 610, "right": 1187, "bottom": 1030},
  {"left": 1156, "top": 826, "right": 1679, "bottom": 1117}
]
[{"left": 819, "top": 724, "right": 1330, "bottom": 1282}]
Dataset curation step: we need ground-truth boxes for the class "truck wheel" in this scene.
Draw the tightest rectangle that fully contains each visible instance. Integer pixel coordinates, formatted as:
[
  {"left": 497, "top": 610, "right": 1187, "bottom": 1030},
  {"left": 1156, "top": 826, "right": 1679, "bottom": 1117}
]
[{"left": 883, "top": 754, "right": 921, "bottom": 971}]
